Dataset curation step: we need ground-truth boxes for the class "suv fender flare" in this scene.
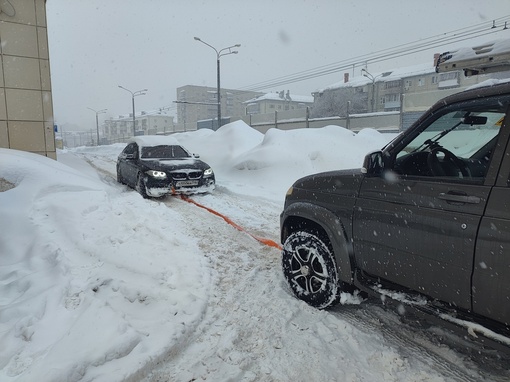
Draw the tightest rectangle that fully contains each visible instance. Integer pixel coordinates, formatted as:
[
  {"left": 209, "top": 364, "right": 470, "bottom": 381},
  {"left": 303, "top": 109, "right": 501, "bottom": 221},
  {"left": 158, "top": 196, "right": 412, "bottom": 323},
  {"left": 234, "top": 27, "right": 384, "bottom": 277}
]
[{"left": 281, "top": 202, "right": 354, "bottom": 284}]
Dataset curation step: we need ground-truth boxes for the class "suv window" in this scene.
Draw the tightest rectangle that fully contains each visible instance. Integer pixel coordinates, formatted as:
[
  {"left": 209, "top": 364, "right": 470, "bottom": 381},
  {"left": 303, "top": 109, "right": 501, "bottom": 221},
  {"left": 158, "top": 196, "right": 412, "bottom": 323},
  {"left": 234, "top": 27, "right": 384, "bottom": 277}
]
[{"left": 393, "top": 100, "right": 507, "bottom": 182}]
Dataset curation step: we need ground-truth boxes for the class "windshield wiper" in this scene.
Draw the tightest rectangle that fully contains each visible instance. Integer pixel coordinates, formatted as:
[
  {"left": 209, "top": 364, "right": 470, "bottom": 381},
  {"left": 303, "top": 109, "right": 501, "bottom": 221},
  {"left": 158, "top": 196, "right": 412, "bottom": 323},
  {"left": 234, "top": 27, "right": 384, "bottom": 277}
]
[{"left": 411, "top": 112, "right": 470, "bottom": 153}]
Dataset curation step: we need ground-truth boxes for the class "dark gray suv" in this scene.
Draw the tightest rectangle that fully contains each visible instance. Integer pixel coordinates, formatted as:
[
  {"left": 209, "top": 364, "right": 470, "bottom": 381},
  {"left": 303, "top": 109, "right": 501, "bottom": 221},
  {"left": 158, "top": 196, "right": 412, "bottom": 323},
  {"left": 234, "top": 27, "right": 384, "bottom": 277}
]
[{"left": 280, "top": 80, "right": 510, "bottom": 347}]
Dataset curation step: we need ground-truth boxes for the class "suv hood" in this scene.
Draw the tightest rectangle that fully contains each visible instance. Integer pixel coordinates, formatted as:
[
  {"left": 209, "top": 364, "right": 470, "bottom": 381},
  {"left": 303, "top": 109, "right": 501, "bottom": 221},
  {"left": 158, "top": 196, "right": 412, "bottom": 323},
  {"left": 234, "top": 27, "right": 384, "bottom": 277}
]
[{"left": 290, "top": 169, "right": 365, "bottom": 197}]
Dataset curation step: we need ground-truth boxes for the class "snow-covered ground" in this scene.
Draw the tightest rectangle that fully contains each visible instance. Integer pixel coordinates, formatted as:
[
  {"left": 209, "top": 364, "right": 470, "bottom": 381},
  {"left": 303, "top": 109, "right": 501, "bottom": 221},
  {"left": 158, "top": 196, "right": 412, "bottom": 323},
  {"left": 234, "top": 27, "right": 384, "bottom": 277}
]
[{"left": 1, "top": 122, "right": 509, "bottom": 381}]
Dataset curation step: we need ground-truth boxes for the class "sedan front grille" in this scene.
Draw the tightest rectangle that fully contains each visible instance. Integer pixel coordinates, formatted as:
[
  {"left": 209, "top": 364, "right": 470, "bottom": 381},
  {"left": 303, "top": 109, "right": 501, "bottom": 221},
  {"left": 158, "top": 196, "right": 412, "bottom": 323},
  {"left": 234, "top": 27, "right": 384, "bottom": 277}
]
[
  {"left": 187, "top": 171, "right": 202, "bottom": 180},
  {"left": 170, "top": 169, "right": 203, "bottom": 181},
  {"left": 171, "top": 172, "right": 187, "bottom": 180}
]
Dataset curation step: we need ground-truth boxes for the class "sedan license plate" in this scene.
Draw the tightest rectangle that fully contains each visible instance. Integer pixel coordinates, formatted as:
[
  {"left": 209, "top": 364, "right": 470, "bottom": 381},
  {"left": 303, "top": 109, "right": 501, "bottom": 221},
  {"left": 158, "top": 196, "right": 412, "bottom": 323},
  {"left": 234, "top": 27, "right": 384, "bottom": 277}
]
[{"left": 175, "top": 180, "right": 199, "bottom": 187}]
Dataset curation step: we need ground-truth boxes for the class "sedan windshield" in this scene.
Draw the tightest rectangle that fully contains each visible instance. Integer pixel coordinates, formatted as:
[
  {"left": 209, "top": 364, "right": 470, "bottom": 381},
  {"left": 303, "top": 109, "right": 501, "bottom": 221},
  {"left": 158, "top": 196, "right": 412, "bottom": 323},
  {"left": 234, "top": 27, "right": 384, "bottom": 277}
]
[{"left": 141, "top": 145, "right": 190, "bottom": 159}]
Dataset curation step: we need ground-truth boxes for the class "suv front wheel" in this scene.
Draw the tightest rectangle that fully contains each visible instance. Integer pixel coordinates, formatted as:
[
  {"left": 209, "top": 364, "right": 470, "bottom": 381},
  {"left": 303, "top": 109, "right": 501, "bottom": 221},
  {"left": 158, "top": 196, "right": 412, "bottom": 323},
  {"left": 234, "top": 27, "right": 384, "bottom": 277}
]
[{"left": 282, "top": 230, "right": 339, "bottom": 309}]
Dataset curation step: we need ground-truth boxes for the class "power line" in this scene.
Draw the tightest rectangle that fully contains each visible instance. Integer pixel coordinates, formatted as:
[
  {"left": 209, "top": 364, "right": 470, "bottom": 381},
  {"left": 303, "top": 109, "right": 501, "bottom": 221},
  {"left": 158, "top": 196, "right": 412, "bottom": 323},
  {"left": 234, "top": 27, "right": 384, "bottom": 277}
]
[
  {"left": 237, "top": 16, "right": 510, "bottom": 92},
  {"left": 239, "top": 16, "right": 510, "bottom": 91}
]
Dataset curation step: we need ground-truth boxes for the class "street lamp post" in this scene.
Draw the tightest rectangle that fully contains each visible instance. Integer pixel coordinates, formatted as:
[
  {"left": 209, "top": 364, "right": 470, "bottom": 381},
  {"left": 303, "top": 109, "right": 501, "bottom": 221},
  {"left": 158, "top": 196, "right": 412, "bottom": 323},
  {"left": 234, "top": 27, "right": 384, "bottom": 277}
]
[
  {"left": 361, "top": 68, "right": 382, "bottom": 113},
  {"left": 118, "top": 86, "right": 148, "bottom": 136},
  {"left": 87, "top": 107, "right": 107, "bottom": 145},
  {"left": 194, "top": 37, "right": 240, "bottom": 129}
]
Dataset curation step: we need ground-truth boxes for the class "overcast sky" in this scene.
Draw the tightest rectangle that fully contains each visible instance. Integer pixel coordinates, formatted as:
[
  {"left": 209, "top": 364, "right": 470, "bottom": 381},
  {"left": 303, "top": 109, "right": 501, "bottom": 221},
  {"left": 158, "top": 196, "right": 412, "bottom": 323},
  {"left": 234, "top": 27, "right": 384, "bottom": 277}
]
[{"left": 46, "top": 0, "right": 510, "bottom": 131}]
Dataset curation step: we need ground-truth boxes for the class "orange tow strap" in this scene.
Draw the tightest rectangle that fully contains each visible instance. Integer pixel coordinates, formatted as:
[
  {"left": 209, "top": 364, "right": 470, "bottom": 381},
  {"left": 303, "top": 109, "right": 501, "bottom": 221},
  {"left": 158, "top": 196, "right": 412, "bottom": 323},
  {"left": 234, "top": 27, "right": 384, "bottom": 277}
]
[{"left": 179, "top": 195, "right": 282, "bottom": 250}]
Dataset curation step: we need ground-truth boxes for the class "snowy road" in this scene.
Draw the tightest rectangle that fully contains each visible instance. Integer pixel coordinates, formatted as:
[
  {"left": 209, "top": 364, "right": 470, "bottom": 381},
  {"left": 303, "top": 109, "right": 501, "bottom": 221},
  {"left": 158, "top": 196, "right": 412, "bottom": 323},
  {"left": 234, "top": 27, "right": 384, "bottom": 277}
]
[
  {"left": 143, "top": 189, "right": 509, "bottom": 382},
  {"left": 72, "top": 142, "right": 510, "bottom": 382}
]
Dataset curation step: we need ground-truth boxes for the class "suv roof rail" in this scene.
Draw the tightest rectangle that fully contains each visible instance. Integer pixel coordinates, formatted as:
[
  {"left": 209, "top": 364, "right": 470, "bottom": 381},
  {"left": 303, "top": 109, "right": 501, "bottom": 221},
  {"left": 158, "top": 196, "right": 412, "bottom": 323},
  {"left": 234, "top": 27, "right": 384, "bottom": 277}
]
[{"left": 436, "top": 39, "right": 510, "bottom": 77}]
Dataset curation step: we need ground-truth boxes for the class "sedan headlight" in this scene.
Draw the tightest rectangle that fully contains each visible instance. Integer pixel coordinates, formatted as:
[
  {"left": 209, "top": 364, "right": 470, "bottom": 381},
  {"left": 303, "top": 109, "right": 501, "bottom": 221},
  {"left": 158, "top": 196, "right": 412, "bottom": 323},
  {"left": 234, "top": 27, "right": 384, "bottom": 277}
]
[
  {"left": 203, "top": 168, "right": 214, "bottom": 176},
  {"left": 146, "top": 170, "right": 167, "bottom": 179}
]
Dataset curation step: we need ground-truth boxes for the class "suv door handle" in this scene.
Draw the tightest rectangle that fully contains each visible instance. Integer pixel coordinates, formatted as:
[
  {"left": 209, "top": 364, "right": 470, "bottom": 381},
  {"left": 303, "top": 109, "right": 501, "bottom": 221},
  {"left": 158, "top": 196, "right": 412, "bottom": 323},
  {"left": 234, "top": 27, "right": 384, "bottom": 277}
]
[{"left": 438, "top": 192, "right": 481, "bottom": 204}]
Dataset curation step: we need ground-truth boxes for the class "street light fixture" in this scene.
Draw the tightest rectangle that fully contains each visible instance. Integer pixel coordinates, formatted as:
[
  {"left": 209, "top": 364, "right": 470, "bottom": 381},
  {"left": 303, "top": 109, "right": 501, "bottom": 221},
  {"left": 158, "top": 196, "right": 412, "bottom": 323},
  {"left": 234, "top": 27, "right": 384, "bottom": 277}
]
[
  {"left": 361, "top": 68, "right": 383, "bottom": 113},
  {"left": 87, "top": 107, "right": 107, "bottom": 145},
  {"left": 118, "top": 85, "right": 148, "bottom": 136},
  {"left": 194, "top": 36, "right": 241, "bottom": 129}
]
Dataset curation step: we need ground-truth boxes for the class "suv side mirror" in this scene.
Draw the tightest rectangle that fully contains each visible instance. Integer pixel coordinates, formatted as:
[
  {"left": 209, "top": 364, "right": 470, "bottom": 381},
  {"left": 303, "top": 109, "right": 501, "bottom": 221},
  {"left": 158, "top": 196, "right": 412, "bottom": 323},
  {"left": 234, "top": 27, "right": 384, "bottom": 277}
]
[
  {"left": 125, "top": 153, "right": 135, "bottom": 160},
  {"left": 362, "top": 151, "right": 384, "bottom": 176}
]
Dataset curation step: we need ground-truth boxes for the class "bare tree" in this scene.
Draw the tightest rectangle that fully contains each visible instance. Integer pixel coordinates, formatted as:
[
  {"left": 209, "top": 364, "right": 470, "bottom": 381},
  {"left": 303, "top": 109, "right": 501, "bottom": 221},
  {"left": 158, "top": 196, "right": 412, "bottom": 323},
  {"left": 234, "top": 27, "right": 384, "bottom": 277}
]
[{"left": 311, "top": 87, "right": 367, "bottom": 118}]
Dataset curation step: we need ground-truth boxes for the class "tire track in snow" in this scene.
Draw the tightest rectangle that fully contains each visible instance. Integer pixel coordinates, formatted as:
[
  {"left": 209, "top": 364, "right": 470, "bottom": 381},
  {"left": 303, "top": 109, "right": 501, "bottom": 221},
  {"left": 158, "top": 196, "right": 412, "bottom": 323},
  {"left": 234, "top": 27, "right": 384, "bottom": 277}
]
[
  {"left": 145, "top": 196, "right": 285, "bottom": 381},
  {"left": 332, "top": 303, "right": 510, "bottom": 382},
  {"left": 189, "top": 184, "right": 282, "bottom": 243}
]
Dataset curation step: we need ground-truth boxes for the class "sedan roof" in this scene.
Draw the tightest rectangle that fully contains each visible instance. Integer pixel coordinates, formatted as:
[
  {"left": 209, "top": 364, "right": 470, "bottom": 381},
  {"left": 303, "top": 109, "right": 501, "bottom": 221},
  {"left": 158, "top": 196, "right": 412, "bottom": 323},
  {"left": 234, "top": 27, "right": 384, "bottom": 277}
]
[{"left": 128, "top": 135, "right": 180, "bottom": 149}]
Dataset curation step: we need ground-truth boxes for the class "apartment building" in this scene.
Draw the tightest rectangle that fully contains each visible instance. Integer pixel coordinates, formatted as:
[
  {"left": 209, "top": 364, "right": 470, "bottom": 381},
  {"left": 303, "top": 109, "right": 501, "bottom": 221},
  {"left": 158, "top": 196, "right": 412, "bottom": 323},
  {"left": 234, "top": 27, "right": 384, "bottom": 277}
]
[
  {"left": 313, "top": 53, "right": 508, "bottom": 126},
  {"left": 0, "top": 0, "right": 55, "bottom": 158},
  {"left": 244, "top": 90, "right": 314, "bottom": 114},
  {"left": 103, "top": 110, "right": 175, "bottom": 144},
  {"left": 176, "top": 85, "right": 262, "bottom": 130}
]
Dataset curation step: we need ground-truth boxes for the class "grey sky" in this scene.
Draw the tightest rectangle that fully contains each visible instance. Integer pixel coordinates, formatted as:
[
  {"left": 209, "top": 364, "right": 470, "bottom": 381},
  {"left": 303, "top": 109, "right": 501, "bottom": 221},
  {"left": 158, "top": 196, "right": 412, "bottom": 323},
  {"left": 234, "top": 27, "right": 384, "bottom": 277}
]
[{"left": 46, "top": 0, "right": 510, "bottom": 131}]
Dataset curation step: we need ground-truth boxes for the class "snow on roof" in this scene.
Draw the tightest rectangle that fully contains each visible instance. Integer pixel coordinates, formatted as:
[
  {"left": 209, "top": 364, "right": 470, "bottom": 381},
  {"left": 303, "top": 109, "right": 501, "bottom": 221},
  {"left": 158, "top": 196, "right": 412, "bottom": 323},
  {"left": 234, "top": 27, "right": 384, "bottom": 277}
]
[
  {"left": 316, "top": 62, "right": 436, "bottom": 93},
  {"left": 436, "top": 39, "right": 510, "bottom": 76},
  {"left": 128, "top": 135, "right": 180, "bottom": 148},
  {"left": 438, "top": 39, "right": 510, "bottom": 67},
  {"left": 113, "top": 109, "right": 173, "bottom": 121},
  {"left": 244, "top": 92, "right": 314, "bottom": 104}
]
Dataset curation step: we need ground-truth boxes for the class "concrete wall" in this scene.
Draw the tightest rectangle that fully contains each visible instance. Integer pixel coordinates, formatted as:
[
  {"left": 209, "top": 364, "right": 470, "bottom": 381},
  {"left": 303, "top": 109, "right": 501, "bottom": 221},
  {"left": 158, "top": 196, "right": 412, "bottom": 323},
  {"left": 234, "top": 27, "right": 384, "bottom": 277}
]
[
  {"left": 0, "top": 0, "right": 55, "bottom": 159},
  {"left": 242, "top": 108, "right": 401, "bottom": 134}
]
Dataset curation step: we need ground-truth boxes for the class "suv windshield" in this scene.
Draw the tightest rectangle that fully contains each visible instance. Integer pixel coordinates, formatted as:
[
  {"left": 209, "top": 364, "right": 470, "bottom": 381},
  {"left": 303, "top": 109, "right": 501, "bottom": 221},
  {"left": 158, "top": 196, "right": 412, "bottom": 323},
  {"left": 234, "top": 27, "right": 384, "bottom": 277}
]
[
  {"left": 392, "top": 98, "right": 508, "bottom": 181},
  {"left": 399, "top": 111, "right": 502, "bottom": 158},
  {"left": 141, "top": 145, "right": 190, "bottom": 159}
]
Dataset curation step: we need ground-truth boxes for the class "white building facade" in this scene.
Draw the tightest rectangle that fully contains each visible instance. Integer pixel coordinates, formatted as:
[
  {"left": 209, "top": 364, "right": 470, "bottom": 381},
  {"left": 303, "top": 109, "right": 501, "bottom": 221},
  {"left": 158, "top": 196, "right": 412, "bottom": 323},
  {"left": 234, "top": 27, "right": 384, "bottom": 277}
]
[
  {"left": 244, "top": 91, "right": 314, "bottom": 115},
  {"left": 103, "top": 111, "right": 175, "bottom": 144}
]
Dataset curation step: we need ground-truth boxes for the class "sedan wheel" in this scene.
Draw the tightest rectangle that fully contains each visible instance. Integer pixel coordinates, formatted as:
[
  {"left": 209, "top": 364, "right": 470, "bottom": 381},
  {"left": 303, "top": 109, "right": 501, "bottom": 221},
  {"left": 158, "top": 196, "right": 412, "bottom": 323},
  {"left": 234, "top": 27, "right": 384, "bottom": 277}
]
[
  {"left": 116, "top": 165, "right": 124, "bottom": 184},
  {"left": 135, "top": 173, "right": 149, "bottom": 198},
  {"left": 282, "top": 230, "right": 339, "bottom": 309}
]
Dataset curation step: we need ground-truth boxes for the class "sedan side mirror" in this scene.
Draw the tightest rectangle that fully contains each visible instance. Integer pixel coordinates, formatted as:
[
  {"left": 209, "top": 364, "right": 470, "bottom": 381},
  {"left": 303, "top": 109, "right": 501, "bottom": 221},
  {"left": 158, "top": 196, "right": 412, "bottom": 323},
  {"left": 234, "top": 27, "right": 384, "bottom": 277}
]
[{"left": 362, "top": 150, "right": 384, "bottom": 177}]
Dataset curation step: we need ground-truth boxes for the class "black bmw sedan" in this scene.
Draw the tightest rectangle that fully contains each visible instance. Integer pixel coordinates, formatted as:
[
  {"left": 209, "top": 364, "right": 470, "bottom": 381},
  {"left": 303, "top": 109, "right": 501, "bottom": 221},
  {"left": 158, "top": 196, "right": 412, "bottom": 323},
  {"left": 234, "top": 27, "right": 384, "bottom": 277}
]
[{"left": 116, "top": 136, "right": 215, "bottom": 198}]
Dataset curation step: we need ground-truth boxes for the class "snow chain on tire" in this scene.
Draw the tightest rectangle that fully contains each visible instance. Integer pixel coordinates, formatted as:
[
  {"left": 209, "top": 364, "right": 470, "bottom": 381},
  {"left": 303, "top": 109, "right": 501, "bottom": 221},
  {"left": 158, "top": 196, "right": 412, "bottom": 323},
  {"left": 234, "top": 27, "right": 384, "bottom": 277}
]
[{"left": 282, "top": 230, "right": 340, "bottom": 309}]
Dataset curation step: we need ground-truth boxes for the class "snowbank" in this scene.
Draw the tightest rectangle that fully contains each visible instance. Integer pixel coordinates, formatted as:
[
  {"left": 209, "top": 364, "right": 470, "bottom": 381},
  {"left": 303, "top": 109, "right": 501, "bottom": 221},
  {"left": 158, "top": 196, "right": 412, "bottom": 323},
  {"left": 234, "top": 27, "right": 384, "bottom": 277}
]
[{"left": 0, "top": 149, "right": 209, "bottom": 381}]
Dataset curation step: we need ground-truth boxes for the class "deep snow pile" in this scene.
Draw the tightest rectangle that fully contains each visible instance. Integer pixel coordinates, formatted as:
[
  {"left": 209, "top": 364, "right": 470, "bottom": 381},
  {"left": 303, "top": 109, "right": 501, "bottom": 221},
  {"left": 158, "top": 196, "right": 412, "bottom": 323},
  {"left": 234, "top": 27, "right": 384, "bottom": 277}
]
[
  {"left": 0, "top": 150, "right": 209, "bottom": 381},
  {"left": 173, "top": 121, "right": 392, "bottom": 200},
  {"left": 0, "top": 123, "right": 395, "bottom": 381}
]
